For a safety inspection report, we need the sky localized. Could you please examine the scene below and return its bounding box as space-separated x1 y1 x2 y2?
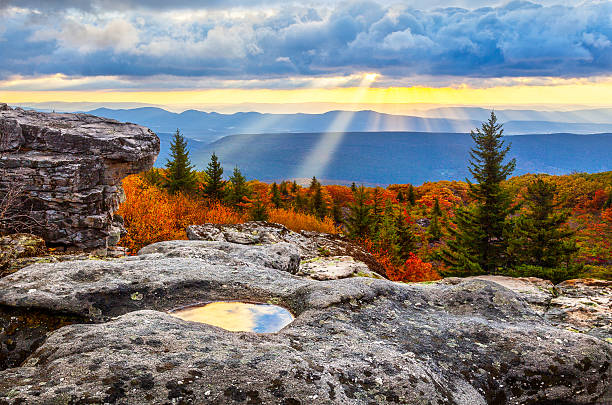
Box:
1 0 612 113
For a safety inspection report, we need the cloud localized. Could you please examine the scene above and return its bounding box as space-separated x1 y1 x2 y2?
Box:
0 1 611 83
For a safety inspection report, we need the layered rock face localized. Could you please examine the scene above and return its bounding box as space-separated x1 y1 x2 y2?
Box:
0 223 610 404
0 104 159 249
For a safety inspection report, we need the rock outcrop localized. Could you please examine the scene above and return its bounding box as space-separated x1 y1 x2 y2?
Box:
0 104 159 249
186 222 386 277
443 275 612 343
0 225 610 404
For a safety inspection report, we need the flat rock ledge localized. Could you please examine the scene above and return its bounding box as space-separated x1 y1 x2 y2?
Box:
0 104 159 249
0 232 610 404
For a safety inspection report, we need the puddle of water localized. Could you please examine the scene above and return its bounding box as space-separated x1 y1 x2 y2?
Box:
170 301 294 333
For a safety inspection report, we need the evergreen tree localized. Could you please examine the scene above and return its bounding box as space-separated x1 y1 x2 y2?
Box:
165 129 197 194
332 199 344 224
397 190 405 204
407 185 416 206
604 190 612 209
350 182 357 193
202 153 226 201
376 203 398 252
226 167 250 209
440 112 516 275
309 177 327 219
370 187 384 233
279 182 289 198
270 182 282 208
428 198 443 242
394 209 417 263
507 178 577 268
346 186 372 238
249 194 269 221
432 198 443 217
291 181 299 193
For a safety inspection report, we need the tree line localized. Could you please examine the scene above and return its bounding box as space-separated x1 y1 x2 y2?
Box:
151 113 602 283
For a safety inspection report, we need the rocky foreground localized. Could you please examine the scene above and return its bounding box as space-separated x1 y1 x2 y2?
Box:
0 104 159 249
0 223 610 404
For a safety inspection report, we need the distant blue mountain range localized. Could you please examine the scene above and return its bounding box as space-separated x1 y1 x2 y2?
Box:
83 107 612 185
188 131 612 186
87 107 612 144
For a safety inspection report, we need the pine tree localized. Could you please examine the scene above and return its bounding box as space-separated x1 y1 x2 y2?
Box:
279 182 289 198
604 190 612 209
440 112 516 275
397 190 405 204
346 186 372 238
202 153 226 201
370 187 384 233
226 167 250 209
428 198 443 242
249 194 269 221
407 185 416 206
376 203 398 252
350 182 357 193
270 182 282 208
291 181 299 193
165 129 197 194
394 209 417 264
332 199 343 224
309 177 327 219
507 178 577 268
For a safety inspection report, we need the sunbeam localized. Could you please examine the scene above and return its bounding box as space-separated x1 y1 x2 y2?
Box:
293 73 379 181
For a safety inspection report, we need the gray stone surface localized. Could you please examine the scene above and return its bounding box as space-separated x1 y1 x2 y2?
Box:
298 256 376 280
0 104 159 249
443 275 612 343
187 222 386 276
0 238 610 404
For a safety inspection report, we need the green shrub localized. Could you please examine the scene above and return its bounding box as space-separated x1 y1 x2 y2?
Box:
501 264 582 284
578 265 612 281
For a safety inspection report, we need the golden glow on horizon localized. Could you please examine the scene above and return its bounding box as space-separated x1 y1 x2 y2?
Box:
2 80 612 108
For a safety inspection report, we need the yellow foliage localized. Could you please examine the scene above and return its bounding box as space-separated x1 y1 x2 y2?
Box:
268 208 338 234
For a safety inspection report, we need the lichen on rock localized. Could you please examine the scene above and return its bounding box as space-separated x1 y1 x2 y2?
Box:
0 227 610 404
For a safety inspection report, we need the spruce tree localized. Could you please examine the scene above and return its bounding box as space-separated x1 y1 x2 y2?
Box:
376 203 398 252
370 187 384 233
165 129 197 194
397 190 405 204
604 190 612 209
346 186 372 238
507 178 577 268
309 177 327 219
271 182 282 208
407 185 416 206
249 194 268 221
428 198 443 242
227 167 250 209
394 209 417 263
202 153 226 201
440 112 516 275
350 182 357 193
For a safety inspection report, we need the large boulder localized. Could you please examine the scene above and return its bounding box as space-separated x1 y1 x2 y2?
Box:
0 236 610 404
0 104 159 249
443 275 612 343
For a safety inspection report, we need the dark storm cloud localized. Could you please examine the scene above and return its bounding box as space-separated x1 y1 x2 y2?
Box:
1 0 611 81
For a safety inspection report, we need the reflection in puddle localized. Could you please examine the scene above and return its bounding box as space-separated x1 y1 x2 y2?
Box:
170 301 294 333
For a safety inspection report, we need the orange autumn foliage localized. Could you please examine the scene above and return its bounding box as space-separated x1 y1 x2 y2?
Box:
268 208 338 234
360 239 440 282
387 253 441 282
117 175 245 253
